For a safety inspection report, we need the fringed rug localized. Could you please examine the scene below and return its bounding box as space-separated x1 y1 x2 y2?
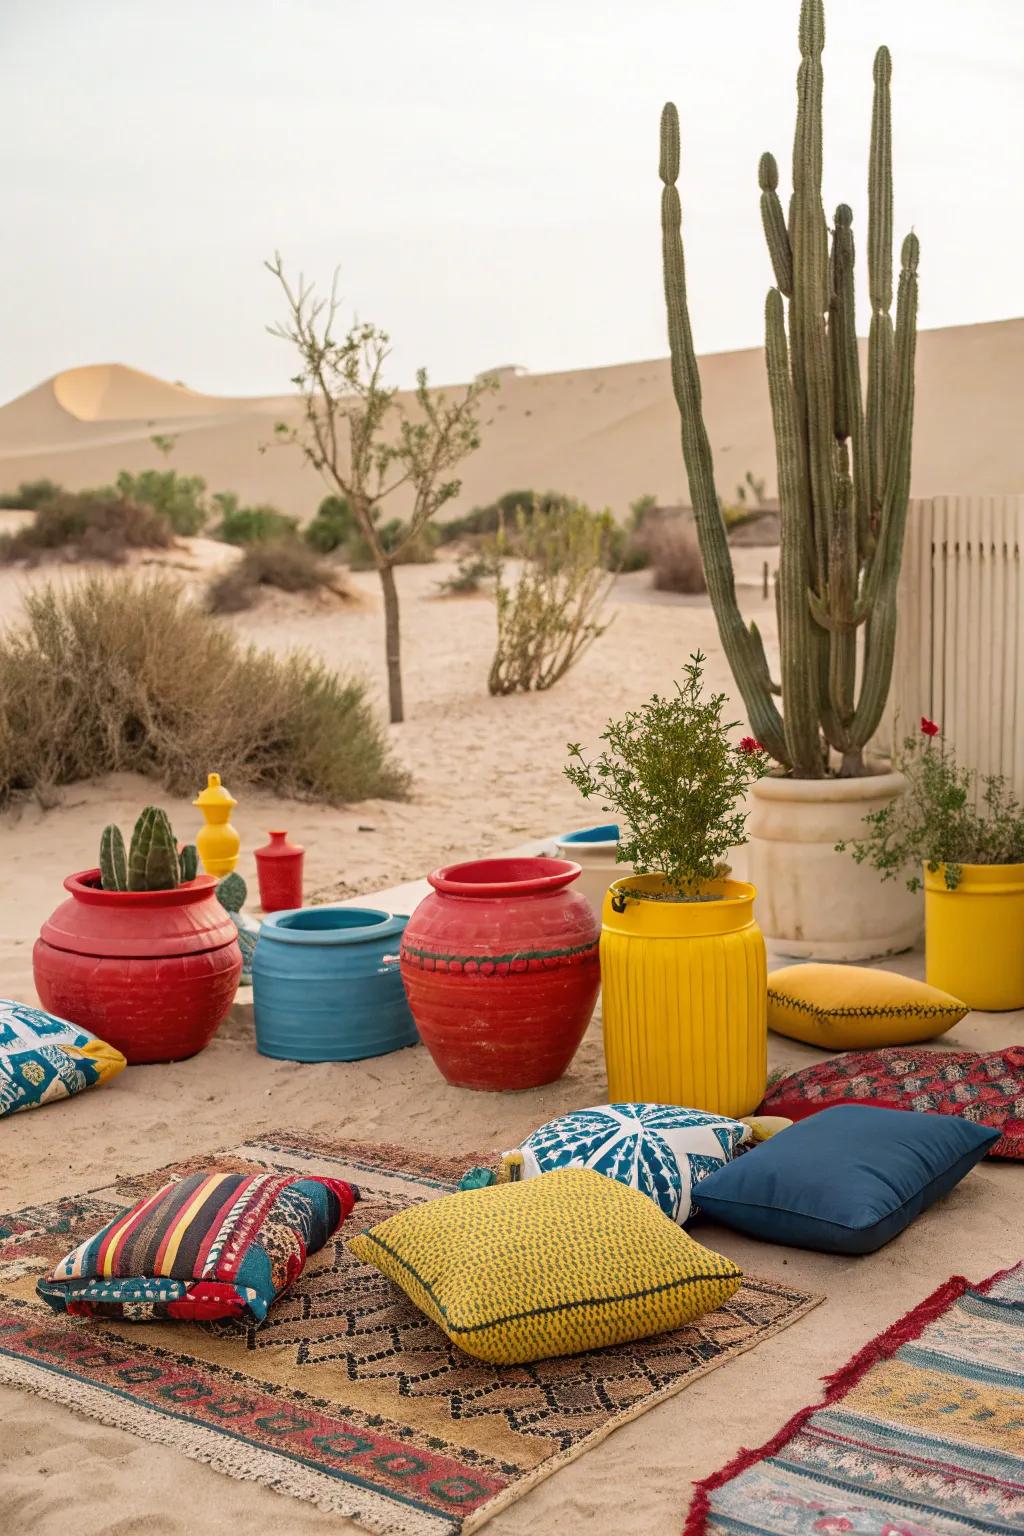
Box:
686 1262 1024 1536
0 1128 820 1535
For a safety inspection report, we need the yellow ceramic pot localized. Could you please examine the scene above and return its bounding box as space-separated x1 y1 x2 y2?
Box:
600 874 767 1117
924 862 1024 1011
193 773 241 878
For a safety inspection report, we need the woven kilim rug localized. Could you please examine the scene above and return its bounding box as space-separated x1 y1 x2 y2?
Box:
686 1261 1024 1536
0 1129 820 1534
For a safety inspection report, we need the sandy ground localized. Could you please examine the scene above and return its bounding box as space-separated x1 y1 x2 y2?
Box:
0 554 1020 1535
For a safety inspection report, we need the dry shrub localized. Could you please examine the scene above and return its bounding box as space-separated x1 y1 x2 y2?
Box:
488 503 614 695
0 493 174 564
207 538 345 614
648 517 707 594
0 573 408 807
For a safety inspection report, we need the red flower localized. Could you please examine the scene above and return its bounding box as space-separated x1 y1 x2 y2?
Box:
920 717 940 737
738 736 766 754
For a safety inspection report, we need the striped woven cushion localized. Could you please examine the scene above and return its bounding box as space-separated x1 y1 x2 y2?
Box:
37 1171 357 1323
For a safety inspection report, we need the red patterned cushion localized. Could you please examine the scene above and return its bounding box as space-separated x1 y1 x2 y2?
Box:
760 1046 1024 1160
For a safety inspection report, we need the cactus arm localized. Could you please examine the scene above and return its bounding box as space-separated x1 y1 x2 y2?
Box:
216 872 247 913
866 46 894 528
765 288 823 775
178 843 199 883
849 230 919 748
758 153 793 297
790 0 834 593
128 806 181 891
99 824 128 891
830 204 871 558
660 102 788 764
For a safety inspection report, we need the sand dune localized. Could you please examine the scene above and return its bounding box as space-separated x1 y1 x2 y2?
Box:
0 319 1021 518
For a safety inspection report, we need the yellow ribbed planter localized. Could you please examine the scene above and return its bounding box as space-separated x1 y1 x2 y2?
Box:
925 862 1024 1011
600 875 767 1117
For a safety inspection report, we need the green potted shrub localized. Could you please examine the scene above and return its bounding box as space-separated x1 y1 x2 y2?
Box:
842 720 1024 1010
565 653 770 1116
658 0 922 960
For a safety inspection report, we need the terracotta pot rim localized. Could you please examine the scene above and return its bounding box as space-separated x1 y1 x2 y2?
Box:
753 768 906 802
428 856 582 898
63 869 218 906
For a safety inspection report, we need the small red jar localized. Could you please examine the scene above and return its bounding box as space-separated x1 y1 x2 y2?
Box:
33 869 242 1064
399 857 600 1091
254 830 305 912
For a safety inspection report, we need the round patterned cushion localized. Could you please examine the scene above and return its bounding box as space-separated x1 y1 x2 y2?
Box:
505 1102 753 1224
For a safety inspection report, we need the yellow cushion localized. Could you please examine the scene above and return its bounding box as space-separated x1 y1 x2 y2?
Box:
347 1167 742 1365
767 963 968 1050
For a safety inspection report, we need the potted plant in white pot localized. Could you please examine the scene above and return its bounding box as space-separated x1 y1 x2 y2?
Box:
566 652 771 1117
658 0 922 960
842 719 1024 1010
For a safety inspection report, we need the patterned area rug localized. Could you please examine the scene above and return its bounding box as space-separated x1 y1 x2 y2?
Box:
686 1262 1024 1535
0 1129 820 1535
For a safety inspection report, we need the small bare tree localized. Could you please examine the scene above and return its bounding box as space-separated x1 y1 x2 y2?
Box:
267 255 493 723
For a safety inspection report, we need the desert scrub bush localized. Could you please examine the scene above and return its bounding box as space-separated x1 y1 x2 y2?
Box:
211 492 298 545
647 515 707 594
304 495 357 553
0 492 174 564
113 469 209 535
435 549 500 595
488 501 614 695
0 572 407 807
439 490 573 545
0 478 64 510
207 537 344 613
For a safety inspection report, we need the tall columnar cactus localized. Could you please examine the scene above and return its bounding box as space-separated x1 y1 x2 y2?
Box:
99 824 128 891
660 0 919 777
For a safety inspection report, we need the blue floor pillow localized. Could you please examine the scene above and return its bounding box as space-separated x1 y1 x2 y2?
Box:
694 1104 998 1254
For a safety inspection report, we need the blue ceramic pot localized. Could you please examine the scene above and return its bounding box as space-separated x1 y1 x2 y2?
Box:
252 906 418 1062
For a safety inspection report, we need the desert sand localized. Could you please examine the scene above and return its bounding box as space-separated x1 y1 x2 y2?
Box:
1 316 1022 522
0 550 1019 1535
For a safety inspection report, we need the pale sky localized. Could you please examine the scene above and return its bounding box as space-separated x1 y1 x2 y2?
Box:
2 0 1021 402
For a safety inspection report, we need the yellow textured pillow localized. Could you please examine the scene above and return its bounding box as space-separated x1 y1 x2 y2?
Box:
767 963 968 1049
347 1167 742 1365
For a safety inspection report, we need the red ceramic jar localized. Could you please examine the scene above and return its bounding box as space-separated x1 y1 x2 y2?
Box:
254 830 305 913
33 869 242 1064
399 857 600 1091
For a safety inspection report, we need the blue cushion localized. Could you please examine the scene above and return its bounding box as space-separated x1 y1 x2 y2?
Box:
693 1104 998 1254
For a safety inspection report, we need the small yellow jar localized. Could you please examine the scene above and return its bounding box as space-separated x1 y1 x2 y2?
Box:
600 874 767 1117
925 862 1024 1011
193 773 240 877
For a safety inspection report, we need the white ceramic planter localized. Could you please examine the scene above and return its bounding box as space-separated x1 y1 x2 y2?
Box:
748 770 923 961
555 825 633 922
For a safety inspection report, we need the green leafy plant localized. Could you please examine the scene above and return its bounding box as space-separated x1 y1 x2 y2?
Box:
660 0 919 777
565 653 771 897
438 489 573 546
211 492 298 545
304 495 357 553
435 549 499 595
840 720 1024 891
343 517 439 570
488 500 615 695
99 806 192 891
114 469 209 535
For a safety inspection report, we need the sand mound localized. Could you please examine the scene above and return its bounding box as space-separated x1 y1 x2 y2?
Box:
51 363 251 423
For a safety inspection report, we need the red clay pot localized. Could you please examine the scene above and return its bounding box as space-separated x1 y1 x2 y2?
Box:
33 869 242 1064
254 829 305 913
399 857 600 1091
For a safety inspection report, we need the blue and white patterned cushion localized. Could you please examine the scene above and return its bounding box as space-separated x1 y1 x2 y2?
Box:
507 1103 753 1224
0 1000 126 1117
